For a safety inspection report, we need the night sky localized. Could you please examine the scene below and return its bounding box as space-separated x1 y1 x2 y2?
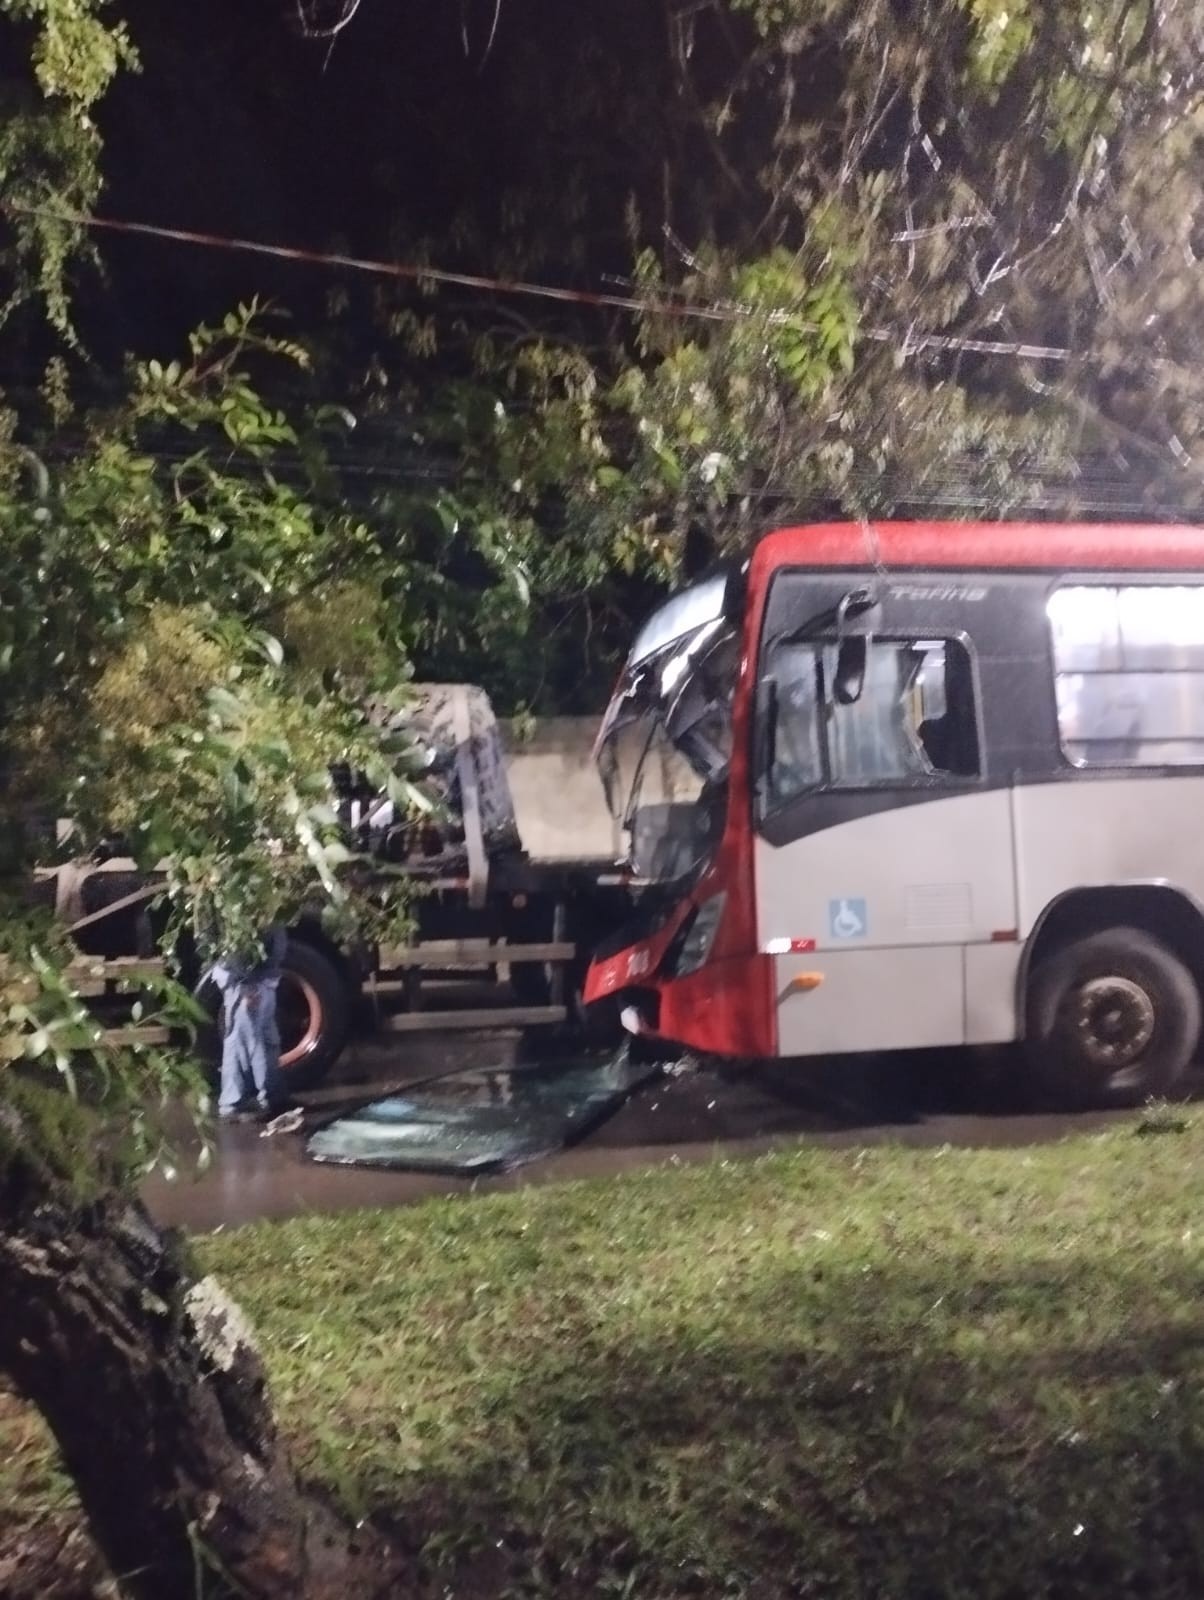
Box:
93 0 681 358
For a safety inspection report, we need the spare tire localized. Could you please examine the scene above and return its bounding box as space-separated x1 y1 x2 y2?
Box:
195 938 352 1094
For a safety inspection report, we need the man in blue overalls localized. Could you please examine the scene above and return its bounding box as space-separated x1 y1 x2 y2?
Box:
211 926 287 1120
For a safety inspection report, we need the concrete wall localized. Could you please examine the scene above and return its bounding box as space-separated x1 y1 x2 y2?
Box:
500 717 622 862
500 715 693 865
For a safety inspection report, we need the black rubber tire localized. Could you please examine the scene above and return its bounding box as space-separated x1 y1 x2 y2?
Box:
195 938 352 1094
73 870 158 958
507 901 555 1005
571 958 627 1050
1025 927 1201 1109
508 957 552 1006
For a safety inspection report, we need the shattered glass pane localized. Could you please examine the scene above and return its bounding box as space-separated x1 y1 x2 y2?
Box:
305 1053 661 1174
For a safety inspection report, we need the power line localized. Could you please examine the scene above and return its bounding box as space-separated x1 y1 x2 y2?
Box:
30 438 1195 519
9 202 1094 366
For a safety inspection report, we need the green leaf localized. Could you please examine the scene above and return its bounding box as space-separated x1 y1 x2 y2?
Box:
208 686 247 723
257 631 285 668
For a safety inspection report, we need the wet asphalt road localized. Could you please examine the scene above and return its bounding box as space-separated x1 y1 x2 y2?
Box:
142 1037 1193 1233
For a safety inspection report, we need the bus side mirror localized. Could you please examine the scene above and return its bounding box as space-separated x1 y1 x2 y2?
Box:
836 586 879 628
831 586 877 705
833 636 867 705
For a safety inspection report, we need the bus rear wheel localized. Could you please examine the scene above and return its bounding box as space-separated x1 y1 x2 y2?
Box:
1025 927 1200 1109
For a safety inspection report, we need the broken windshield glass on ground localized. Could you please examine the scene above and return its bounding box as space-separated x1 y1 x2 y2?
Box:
305 1051 662 1174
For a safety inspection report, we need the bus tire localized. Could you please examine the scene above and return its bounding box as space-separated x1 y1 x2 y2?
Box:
1024 927 1200 1109
195 939 351 1095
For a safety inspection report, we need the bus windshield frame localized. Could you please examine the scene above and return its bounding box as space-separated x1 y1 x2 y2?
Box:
595 579 739 880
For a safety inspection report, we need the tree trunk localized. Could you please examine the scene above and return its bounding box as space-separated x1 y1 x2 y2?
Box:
0 1176 402 1600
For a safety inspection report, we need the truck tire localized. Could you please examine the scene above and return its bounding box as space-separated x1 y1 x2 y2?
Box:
71 870 158 958
1025 927 1200 1109
509 957 552 1005
195 939 352 1094
506 901 556 1005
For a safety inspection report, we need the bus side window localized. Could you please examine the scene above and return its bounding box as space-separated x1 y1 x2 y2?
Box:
764 645 824 805
826 638 980 784
916 640 980 777
1050 584 1204 768
759 635 981 810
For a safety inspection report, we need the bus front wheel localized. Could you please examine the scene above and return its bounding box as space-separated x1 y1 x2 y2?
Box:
1025 927 1200 1109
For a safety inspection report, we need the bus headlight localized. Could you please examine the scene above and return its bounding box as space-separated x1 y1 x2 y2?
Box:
672 893 727 976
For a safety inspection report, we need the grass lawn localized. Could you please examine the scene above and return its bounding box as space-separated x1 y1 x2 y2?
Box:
4 1114 1204 1597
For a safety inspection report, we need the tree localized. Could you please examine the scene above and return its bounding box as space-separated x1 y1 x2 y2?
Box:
0 363 412 1591
0 0 1200 1593
272 0 1198 710
431 0 1203 589
0 7 416 1594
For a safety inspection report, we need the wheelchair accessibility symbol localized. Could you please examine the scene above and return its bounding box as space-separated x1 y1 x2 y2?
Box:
829 898 867 940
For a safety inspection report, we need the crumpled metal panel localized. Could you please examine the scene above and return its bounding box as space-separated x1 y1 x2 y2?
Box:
305 1054 660 1174
379 683 522 851
332 683 524 869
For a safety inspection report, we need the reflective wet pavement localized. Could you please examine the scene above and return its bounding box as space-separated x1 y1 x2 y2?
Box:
142 1041 1201 1233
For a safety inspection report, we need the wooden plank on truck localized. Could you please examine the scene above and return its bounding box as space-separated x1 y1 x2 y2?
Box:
68 957 165 996
0 956 172 1049
383 1005 567 1032
377 940 576 969
66 886 159 935
100 1025 172 1047
0 955 166 997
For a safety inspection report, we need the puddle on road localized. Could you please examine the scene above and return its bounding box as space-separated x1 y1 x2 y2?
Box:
305 1053 662 1175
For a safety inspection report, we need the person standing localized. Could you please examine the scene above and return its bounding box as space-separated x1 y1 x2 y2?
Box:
211 925 287 1120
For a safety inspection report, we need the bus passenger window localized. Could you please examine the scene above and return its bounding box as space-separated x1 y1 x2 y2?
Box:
1049 584 1204 767
824 638 980 784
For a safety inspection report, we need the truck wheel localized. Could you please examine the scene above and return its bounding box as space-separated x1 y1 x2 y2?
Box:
509 957 552 1005
1025 927 1200 1109
195 939 352 1094
570 959 625 1049
507 902 555 1005
273 942 352 1091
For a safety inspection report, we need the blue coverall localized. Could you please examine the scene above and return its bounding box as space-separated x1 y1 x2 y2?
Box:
212 926 287 1116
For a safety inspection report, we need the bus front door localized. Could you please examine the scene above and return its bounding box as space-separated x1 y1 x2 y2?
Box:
754 634 1018 1057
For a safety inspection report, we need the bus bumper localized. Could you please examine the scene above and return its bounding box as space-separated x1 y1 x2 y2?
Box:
586 937 776 1059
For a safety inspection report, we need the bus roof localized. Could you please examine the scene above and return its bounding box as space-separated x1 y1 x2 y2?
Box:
756 521 1204 576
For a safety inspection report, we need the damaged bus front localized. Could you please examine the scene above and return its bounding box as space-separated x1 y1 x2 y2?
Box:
583 566 778 1056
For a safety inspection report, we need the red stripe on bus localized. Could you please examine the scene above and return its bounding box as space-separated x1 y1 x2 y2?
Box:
758 521 1204 574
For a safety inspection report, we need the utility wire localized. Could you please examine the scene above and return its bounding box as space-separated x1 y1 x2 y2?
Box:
9 202 1108 367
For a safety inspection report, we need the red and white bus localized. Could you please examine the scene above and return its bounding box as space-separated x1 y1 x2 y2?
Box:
584 520 1204 1107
